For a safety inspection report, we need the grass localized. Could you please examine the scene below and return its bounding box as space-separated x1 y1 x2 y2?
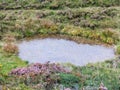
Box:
0 0 120 10
0 7 120 45
79 60 120 90
0 49 27 75
0 0 120 90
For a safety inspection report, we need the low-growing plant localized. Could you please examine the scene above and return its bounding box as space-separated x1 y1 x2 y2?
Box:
115 45 120 55
61 25 119 44
10 62 70 90
2 43 18 54
59 73 80 88
2 35 18 54
0 73 6 84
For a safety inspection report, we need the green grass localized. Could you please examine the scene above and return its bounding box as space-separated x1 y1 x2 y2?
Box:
0 55 27 75
79 60 120 90
0 46 28 89
0 47 27 78
0 7 120 44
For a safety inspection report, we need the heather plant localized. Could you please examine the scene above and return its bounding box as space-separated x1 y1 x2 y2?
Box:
39 19 58 33
2 43 18 54
10 62 70 89
2 34 18 54
0 0 120 90
3 34 16 43
10 62 70 76
0 0 119 9
0 7 119 45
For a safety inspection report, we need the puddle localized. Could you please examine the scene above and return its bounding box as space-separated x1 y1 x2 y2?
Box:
18 38 115 66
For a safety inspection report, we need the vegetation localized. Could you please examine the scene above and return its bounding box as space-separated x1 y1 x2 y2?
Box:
0 0 120 10
116 45 120 55
9 62 70 90
0 7 120 44
79 60 120 90
2 34 18 55
59 73 80 88
0 0 120 90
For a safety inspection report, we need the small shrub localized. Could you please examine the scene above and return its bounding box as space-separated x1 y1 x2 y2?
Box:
2 34 18 54
49 1 60 9
116 45 120 55
0 74 5 84
2 43 18 54
59 73 80 87
39 19 58 34
61 25 119 44
0 13 6 20
0 64 2 68
40 19 57 29
10 62 70 89
3 34 16 43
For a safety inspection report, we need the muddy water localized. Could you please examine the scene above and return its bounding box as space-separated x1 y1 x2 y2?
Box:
18 38 115 66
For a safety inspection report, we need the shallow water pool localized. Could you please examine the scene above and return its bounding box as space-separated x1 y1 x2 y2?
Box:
18 38 115 66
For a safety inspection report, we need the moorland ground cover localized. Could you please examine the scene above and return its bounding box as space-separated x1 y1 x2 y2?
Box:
0 0 120 90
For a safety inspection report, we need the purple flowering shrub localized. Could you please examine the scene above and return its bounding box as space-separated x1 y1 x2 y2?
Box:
9 62 70 89
10 62 69 76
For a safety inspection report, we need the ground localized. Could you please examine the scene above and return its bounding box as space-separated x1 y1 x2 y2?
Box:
0 0 120 90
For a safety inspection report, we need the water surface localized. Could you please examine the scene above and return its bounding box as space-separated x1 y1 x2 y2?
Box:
18 38 115 66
